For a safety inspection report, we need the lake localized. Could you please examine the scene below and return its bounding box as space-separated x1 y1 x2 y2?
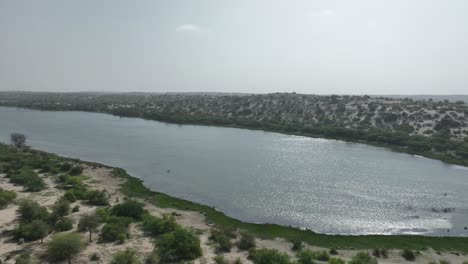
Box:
1 106 467 236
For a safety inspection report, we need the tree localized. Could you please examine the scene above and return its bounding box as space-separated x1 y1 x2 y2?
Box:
13 219 49 243
10 133 27 149
86 190 109 205
111 200 145 220
78 214 100 242
157 227 202 263
46 233 84 264
51 199 70 220
0 188 17 208
17 199 49 223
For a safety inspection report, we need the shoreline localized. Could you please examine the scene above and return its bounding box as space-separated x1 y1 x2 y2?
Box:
20 146 468 252
1 105 467 168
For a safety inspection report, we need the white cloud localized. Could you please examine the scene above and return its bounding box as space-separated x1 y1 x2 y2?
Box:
176 24 209 33
312 9 335 17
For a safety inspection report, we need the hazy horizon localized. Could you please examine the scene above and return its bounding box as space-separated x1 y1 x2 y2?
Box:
1 1 468 95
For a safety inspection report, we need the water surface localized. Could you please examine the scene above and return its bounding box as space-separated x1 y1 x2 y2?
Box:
1 107 467 236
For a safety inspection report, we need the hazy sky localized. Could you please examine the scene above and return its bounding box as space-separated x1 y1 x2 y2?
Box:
1 1 467 94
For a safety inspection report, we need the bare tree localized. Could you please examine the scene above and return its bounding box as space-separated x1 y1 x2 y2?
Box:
10 133 27 149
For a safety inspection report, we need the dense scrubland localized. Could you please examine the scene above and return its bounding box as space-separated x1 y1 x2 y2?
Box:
0 136 468 263
1 92 468 166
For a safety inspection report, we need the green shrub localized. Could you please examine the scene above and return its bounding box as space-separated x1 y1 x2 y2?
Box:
250 248 290 264
209 228 233 253
329 248 338 255
8 169 45 191
13 219 49 242
297 250 316 264
233 257 243 264
60 162 72 172
237 232 256 251
142 214 179 236
72 205 80 212
0 187 16 208
145 252 159 264
111 200 145 220
86 190 109 205
110 249 141 264
52 199 70 219
401 249 416 261
328 257 345 264
54 217 73 232
69 166 83 176
157 227 202 263
348 252 377 264
45 233 84 263
214 255 229 264
291 240 303 251
99 220 129 243
15 252 31 264
17 199 49 223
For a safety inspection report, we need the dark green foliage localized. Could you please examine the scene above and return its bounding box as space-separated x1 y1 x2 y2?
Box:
329 248 338 255
78 213 100 242
55 217 74 232
45 233 84 263
0 187 16 208
69 165 83 176
291 240 303 251
328 258 345 264
214 255 229 264
157 227 202 263
13 220 49 242
86 190 109 205
209 228 233 253
99 217 130 243
250 248 291 264
401 249 416 261
110 249 141 264
15 252 31 264
72 205 80 212
17 199 49 223
348 252 378 264
52 199 70 219
297 250 330 264
372 248 387 258
8 169 45 191
237 232 256 251
142 214 179 237
60 162 72 172
145 252 159 264
111 200 145 220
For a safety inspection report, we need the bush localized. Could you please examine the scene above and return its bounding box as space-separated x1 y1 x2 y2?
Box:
401 249 416 261
291 240 303 251
55 217 74 232
13 219 49 242
142 215 179 237
214 255 229 264
328 258 345 264
250 249 290 264
60 162 72 172
52 199 71 219
157 227 202 263
297 250 329 264
111 200 145 220
348 252 377 264
329 248 338 255
237 232 256 251
8 169 45 191
45 233 84 263
86 190 109 205
145 252 159 264
17 199 49 223
69 166 83 176
0 187 16 208
99 218 130 243
15 252 31 264
72 205 80 212
110 249 141 264
209 228 233 253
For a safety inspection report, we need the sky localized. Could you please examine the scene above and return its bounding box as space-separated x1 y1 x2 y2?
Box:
1 0 467 95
